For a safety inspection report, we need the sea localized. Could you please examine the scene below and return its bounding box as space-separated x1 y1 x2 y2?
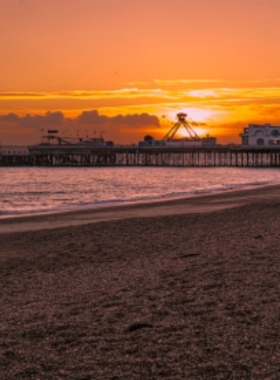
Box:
1 166 280 218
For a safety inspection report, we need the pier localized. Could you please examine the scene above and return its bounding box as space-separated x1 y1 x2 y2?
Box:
1 146 280 167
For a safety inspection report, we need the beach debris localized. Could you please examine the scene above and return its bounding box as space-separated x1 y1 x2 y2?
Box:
128 323 154 332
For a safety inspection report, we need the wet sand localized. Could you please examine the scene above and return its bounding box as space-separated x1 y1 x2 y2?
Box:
1 185 280 379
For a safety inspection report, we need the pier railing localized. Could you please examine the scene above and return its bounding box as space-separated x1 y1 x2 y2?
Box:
1 146 280 167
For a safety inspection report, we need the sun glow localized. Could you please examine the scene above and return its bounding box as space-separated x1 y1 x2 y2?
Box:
166 107 216 123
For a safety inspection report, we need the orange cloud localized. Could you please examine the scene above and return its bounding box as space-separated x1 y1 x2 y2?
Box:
154 79 224 86
0 88 171 100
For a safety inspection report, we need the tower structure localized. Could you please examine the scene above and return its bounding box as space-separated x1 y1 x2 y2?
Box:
163 113 200 141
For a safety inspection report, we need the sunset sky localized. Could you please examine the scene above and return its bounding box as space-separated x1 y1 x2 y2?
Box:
1 0 280 145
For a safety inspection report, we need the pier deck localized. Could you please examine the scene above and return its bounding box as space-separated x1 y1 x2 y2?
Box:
1 146 280 167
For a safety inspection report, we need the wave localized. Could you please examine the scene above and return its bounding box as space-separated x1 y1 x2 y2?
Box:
0 179 276 219
1 167 280 218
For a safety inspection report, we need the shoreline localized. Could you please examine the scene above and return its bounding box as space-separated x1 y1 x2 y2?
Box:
1 182 280 234
0 179 274 218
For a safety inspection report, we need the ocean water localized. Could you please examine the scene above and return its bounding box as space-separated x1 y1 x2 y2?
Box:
1 167 280 217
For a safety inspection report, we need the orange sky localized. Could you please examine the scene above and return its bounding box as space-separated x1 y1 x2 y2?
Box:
1 0 280 145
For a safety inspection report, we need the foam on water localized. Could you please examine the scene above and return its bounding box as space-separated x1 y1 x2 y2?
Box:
0 167 279 217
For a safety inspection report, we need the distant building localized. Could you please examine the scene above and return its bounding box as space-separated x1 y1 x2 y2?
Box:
240 124 280 146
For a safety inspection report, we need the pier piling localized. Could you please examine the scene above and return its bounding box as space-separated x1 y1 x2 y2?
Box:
1 147 280 167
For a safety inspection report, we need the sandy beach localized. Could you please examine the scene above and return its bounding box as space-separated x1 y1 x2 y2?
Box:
1 184 280 379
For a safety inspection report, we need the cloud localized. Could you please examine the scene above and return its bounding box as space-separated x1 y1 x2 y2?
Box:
77 110 108 125
0 110 160 144
188 90 218 98
111 113 160 127
191 121 207 127
0 110 160 129
0 92 46 98
126 81 151 86
77 110 160 127
0 88 170 100
154 79 224 86
20 111 64 128
0 113 20 122
0 111 65 130
248 105 280 119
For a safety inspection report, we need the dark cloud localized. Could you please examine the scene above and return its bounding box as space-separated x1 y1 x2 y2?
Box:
0 110 161 144
0 110 159 129
77 110 160 127
0 111 64 129
77 110 108 125
40 111 64 124
112 113 160 127
0 113 20 122
20 111 64 128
